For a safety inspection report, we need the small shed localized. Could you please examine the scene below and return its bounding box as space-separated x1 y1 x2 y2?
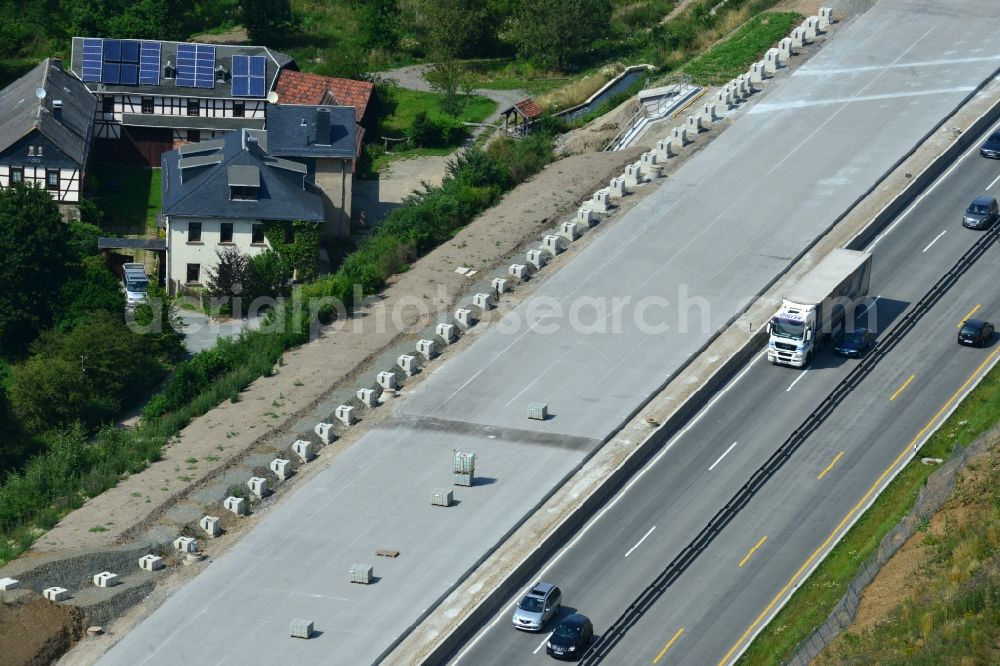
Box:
501 98 543 137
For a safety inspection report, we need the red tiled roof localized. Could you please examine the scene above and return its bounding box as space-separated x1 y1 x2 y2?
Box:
275 70 374 121
514 98 542 119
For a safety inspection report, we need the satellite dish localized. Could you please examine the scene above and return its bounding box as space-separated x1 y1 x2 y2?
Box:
35 87 47 100
266 90 279 104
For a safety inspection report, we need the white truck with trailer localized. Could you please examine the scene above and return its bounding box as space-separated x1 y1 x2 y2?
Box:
767 249 873 368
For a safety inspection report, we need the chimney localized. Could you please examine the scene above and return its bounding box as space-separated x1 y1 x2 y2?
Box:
52 99 63 120
315 108 331 146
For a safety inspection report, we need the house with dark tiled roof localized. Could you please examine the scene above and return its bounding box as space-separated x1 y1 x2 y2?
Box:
161 105 356 294
0 58 97 208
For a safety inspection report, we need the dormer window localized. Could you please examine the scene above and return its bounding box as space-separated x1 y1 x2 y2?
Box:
163 61 175 79
228 165 260 201
215 66 229 82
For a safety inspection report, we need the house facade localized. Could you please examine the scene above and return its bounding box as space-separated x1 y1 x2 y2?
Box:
0 58 96 208
69 37 291 166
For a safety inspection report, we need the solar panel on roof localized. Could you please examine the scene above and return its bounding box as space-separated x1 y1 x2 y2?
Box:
103 39 121 61
249 56 265 76
232 77 249 97
121 40 140 62
139 41 160 85
232 55 267 97
102 63 121 84
81 38 103 82
249 77 265 97
232 55 248 76
176 43 216 88
120 64 138 85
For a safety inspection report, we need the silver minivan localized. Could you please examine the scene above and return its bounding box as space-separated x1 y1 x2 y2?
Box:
122 262 149 308
511 582 561 631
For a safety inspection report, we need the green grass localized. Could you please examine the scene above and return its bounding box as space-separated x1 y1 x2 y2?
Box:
379 88 496 137
738 355 1000 665
87 165 162 235
684 12 801 85
459 59 571 96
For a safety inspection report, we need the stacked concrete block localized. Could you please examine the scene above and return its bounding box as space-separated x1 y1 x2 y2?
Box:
453 450 476 486
292 439 314 462
656 139 675 160
671 126 688 149
526 248 547 270
702 103 717 124
376 371 398 391
0 577 19 591
138 555 164 571
350 564 374 584
715 88 732 109
44 587 69 602
224 496 247 516
609 177 627 198
686 115 702 133
640 152 661 182
491 277 510 294
357 387 378 407
508 263 530 281
805 16 821 38
778 37 795 61
431 488 453 507
455 307 476 327
436 322 457 344
764 48 781 73
397 354 417 375
247 476 268 499
472 292 494 311
559 221 580 241
819 7 834 29
624 163 643 187
576 206 596 227
290 619 314 639
199 516 221 538
314 423 334 445
173 536 198 553
270 458 292 480
590 189 611 213
416 339 437 359
540 235 564 257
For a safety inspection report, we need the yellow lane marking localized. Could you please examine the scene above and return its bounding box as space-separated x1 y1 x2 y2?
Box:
957 304 981 327
889 374 915 401
718 344 1000 666
738 535 768 568
816 452 845 480
652 627 685 664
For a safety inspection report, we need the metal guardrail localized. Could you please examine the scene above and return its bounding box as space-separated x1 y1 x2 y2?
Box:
603 74 694 152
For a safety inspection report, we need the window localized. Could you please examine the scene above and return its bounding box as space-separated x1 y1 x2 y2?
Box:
188 222 202 243
141 97 154 114
186 263 200 284
27 145 42 157
230 185 257 201
251 223 265 244
187 129 200 143
164 63 176 80
102 95 114 113
233 101 245 118
283 226 295 244
187 99 200 116
10 167 22 184
46 170 59 190
27 146 35 156
220 222 234 243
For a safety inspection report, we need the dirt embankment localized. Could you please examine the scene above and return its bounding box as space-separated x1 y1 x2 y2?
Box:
0 598 85 666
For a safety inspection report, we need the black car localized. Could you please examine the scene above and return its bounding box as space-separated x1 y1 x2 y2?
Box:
546 614 593 660
981 130 1000 159
833 328 875 358
958 319 994 347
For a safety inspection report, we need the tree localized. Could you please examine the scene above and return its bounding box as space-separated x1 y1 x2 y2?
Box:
240 0 292 44
206 247 252 315
55 255 126 331
358 0 400 52
420 0 502 59
424 61 469 116
248 249 290 301
0 184 72 357
512 0 612 70
106 0 188 41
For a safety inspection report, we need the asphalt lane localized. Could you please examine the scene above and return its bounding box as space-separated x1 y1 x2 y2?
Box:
449 118 1000 665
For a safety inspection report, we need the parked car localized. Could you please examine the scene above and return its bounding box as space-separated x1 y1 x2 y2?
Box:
546 613 594 660
958 319 994 347
980 130 1000 159
122 262 149 308
833 328 875 358
512 582 561 631
962 195 999 230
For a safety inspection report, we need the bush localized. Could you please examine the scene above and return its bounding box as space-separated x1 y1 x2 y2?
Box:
408 111 466 148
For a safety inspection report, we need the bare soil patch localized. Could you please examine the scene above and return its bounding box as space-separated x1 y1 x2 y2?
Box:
0 597 85 666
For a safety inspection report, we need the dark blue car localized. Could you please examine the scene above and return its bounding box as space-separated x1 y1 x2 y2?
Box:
833 328 875 358
981 130 1000 159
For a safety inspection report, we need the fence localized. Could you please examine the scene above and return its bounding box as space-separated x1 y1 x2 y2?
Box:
785 426 999 665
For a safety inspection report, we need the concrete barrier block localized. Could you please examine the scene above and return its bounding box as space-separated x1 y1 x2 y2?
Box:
270 458 292 480
93 571 119 587
528 402 548 420
764 48 780 73
559 221 580 241
173 536 198 553
472 292 494 311
314 423 334 445
357 387 378 407
0 577 19 591
806 15 822 36
247 476 268 499
656 138 676 160
526 249 547 270
640 153 661 182
624 162 643 187
138 555 164 572
575 206 595 226
434 323 457 346
750 62 766 83
199 516 221 538
508 263 530 281
591 189 611 213
819 7 834 29
491 277 510 295
671 126 688 149
397 354 418 375
335 404 356 425
715 89 732 108
292 439 314 462
416 339 437 359
609 177 627 198
223 496 246 515
791 26 806 48
431 488 453 507
540 235 564 257
702 103 717 123
739 74 755 95
778 37 794 60
350 564 373 584
376 371 397 390
44 587 69 602
290 618 314 639
686 115 702 133
455 307 476 327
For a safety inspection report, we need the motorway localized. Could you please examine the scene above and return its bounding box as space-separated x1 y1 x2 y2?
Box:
449 120 1000 665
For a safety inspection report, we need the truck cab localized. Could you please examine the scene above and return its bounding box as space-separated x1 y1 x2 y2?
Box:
122 263 149 308
767 305 815 367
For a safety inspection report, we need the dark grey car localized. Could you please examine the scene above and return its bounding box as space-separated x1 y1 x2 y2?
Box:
962 195 999 230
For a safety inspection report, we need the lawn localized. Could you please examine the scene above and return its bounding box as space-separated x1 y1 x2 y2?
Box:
738 354 1000 665
87 165 161 236
684 12 801 85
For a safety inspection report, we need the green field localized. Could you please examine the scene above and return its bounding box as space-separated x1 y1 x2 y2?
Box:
684 12 801 85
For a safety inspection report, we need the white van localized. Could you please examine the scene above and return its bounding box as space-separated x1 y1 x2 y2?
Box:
122 263 149 308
